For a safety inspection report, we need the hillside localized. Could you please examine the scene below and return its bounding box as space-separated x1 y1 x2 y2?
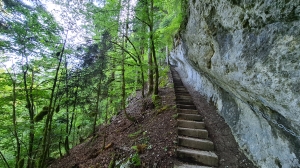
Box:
48 70 255 168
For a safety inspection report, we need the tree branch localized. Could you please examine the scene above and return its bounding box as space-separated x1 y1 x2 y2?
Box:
135 16 150 27
110 40 138 64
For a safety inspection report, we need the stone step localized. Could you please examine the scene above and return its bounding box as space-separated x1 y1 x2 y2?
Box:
175 90 188 93
174 86 186 89
177 120 205 129
177 109 199 114
178 136 214 151
175 94 191 97
173 82 183 85
176 95 192 98
174 85 184 87
175 91 189 94
174 163 212 168
176 97 193 101
178 113 203 121
174 86 186 88
177 148 218 167
175 86 185 89
174 87 187 90
173 81 183 84
177 104 197 110
175 92 190 94
176 100 194 105
176 100 194 104
175 91 188 94
176 93 191 95
176 95 193 99
178 128 208 139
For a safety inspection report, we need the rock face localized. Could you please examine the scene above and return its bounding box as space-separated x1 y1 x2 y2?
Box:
170 0 300 167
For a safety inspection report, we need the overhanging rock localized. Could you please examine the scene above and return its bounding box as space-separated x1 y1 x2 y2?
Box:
170 0 300 167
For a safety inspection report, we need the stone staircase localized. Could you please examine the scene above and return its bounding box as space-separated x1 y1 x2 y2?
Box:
171 68 219 168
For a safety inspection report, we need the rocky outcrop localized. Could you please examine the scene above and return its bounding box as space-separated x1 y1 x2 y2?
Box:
170 0 300 167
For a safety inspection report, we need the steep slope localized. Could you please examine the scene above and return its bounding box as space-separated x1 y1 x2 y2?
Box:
170 0 300 167
48 86 179 168
48 70 255 167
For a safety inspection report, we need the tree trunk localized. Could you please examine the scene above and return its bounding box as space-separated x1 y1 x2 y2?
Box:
69 84 78 139
39 41 65 168
137 56 145 98
12 80 20 168
22 50 35 168
64 56 70 154
121 43 135 122
102 96 109 150
122 0 135 122
149 0 159 95
27 71 35 168
147 47 153 95
93 80 102 135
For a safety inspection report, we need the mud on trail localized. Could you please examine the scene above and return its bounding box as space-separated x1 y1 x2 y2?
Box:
49 70 255 168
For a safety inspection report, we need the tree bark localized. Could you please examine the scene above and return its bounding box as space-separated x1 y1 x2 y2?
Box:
149 0 159 95
93 80 102 135
64 56 70 154
12 80 20 168
147 47 153 95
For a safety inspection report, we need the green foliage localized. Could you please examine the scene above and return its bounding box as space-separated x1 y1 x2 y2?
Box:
172 113 179 119
152 94 161 108
108 153 116 168
130 153 141 166
159 66 171 88
128 130 142 138
0 0 185 167
131 145 138 151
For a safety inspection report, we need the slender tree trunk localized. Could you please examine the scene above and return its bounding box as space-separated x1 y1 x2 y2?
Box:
121 42 135 122
12 80 20 168
147 47 153 95
151 34 159 95
0 150 10 168
137 56 145 98
69 84 78 136
166 45 169 65
64 56 70 154
149 0 159 95
21 39 36 168
27 71 35 168
121 0 135 122
59 128 63 157
39 41 65 168
102 95 109 150
93 80 102 135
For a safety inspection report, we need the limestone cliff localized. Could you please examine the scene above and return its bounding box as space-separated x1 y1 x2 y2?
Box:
170 0 300 167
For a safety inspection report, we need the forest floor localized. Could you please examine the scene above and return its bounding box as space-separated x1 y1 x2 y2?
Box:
48 71 256 168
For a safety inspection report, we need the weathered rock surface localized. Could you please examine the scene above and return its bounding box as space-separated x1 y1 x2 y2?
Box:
170 0 300 167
